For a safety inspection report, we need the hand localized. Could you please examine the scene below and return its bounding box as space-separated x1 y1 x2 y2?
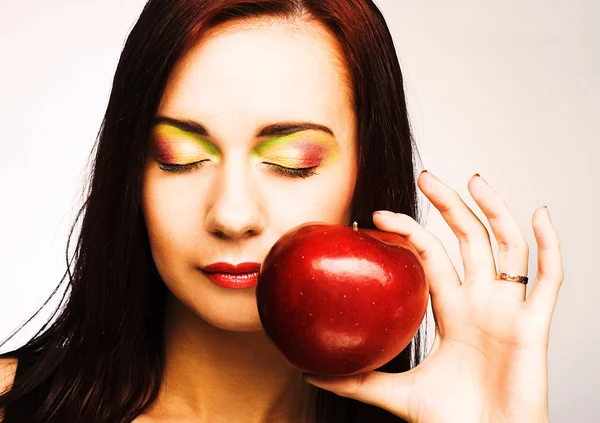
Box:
302 171 564 423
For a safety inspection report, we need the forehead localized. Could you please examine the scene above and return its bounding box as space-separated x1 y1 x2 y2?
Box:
157 18 354 142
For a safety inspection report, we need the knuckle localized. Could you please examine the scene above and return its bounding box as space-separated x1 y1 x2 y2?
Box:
418 237 442 262
436 191 461 213
539 268 564 282
498 237 529 253
456 226 490 244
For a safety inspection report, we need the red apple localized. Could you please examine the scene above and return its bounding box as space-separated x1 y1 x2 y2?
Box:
256 222 428 376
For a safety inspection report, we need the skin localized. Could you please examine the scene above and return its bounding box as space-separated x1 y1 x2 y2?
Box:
138 17 357 423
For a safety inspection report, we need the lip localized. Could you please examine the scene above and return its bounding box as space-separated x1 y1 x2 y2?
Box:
201 262 261 289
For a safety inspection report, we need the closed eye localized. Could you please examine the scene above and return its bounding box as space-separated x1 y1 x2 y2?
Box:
264 163 318 179
157 160 317 178
158 160 209 174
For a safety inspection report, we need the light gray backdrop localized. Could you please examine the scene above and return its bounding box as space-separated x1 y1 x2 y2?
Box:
0 0 597 421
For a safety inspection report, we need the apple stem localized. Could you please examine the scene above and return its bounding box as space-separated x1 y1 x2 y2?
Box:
353 221 358 232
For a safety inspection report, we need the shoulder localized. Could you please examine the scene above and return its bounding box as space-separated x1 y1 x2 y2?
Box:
0 357 18 393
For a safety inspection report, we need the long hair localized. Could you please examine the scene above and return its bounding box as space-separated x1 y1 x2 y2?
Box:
0 1 427 422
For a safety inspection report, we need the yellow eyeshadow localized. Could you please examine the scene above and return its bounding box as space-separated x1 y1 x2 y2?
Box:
253 131 338 168
152 124 220 164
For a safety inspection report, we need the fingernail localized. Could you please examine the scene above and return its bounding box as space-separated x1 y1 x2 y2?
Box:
373 210 396 218
473 173 487 184
421 170 437 180
544 206 553 223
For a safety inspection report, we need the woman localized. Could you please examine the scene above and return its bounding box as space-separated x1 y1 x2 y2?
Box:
0 0 564 422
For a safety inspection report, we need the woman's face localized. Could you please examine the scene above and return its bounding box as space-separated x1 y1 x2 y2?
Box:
142 18 358 332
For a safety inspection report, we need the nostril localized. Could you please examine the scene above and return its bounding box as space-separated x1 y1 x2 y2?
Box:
213 231 228 240
208 226 258 240
204 204 266 240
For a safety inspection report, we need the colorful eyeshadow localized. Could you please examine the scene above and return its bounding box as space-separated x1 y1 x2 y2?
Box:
152 123 220 164
252 131 338 168
151 121 339 171
258 142 327 168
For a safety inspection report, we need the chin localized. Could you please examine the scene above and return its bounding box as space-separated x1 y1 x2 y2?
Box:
211 318 265 333
164 269 269 331
190 294 266 333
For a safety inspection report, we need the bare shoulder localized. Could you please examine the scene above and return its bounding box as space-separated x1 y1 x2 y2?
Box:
0 357 18 393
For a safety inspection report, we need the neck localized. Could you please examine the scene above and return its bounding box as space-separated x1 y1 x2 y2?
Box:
149 293 318 423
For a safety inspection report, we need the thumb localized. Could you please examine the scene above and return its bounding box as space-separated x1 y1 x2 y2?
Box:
302 370 414 420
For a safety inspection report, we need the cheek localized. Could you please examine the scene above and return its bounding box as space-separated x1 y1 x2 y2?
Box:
266 161 357 226
141 169 206 266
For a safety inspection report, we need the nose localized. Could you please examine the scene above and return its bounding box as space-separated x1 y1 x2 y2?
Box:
204 161 266 240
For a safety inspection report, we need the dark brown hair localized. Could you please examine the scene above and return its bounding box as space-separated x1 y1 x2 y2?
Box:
0 1 427 421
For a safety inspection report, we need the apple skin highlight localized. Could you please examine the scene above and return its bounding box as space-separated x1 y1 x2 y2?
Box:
256 223 428 376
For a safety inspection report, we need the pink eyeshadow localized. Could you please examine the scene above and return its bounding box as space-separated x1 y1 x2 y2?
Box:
294 143 328 167
152 138 177 162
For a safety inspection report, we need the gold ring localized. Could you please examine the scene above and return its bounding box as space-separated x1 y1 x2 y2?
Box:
497 272 528 285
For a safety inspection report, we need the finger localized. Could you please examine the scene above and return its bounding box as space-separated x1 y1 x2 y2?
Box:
303 370 414 421
526 207 564 318
467 175 529 301
372 211 461 301
418 171 497 282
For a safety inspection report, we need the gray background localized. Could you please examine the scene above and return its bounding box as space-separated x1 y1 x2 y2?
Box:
0 0 597 421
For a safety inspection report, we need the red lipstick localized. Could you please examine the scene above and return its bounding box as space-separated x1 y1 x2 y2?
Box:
201 262 261 289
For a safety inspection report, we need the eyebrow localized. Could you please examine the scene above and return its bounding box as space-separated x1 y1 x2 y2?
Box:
152 116 335 138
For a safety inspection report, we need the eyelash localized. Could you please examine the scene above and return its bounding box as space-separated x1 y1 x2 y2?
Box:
157 160 317 179
266 163 318 179
158 160 208 174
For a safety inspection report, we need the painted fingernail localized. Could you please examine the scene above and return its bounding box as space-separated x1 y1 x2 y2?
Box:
473 173 487 183
421 170 437 180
